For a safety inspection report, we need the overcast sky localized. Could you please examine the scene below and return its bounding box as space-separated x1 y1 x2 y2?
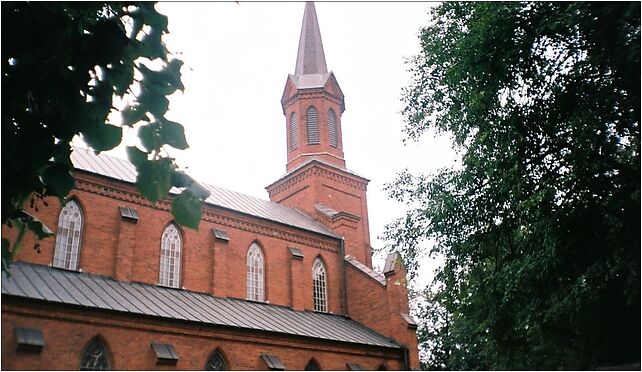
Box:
104 2 456 285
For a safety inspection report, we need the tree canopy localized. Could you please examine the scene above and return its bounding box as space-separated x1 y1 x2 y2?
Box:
386 2 640 369
2 2 209 272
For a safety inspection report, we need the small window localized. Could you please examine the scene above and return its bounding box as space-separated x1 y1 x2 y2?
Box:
307 107 319 144
14 327 44 352
80 338 111 370
313 258 327 312
246 243 265 302
205 350 228 370
53 199 83 270
261 354 285 370
159 224 182 288
328 109 338 147
290 112 298 150
152 343 179 365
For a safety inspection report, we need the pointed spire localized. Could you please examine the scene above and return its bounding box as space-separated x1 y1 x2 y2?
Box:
295 2 328 76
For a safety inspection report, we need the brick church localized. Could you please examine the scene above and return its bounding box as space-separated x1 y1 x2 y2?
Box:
1 3 419 370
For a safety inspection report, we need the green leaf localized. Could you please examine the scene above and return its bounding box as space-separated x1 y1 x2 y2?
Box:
81 123 123 152
160 120 188 150
171 189 203 230
171 170 190 188
136 158 173 203
121 105 149 127
138 123 161 152
22 211 54 239
2 238 12 275
126 146 148 167
42 163 75 200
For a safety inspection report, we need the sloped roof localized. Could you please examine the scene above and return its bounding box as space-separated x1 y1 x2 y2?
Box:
2 262 401 349
71 147 339 239
295 2 327 76
345 256 387 286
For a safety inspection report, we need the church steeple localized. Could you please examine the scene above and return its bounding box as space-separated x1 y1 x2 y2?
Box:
295 2 327 76
280 2 346 172
269 2 374 269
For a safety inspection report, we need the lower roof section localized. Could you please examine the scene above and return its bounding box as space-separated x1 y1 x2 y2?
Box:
2 262 401 350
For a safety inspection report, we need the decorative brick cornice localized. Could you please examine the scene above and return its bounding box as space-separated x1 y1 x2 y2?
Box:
74 174 338 253
267 161 368 199
282 90 344 112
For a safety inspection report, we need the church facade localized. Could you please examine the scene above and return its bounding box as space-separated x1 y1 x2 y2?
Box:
1 3 419 370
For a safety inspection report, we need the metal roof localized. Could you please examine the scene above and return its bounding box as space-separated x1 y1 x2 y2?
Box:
70 147 339 239
295 2 327 76
345 256 387 286
2 262 401 350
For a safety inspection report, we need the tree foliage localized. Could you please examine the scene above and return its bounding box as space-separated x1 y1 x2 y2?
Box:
386 2 640 369
2 2 210 273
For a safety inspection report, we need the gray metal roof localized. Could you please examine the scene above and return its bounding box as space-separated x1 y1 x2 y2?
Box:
2 262 401 349
295 2 328 76
345 256 387 286
70 147 339 239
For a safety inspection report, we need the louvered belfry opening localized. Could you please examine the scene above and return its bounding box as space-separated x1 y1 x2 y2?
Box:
290 112 298 150
306 107 319 144
328 109 337 147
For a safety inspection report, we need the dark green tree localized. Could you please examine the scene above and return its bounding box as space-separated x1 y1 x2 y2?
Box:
386 2 640 369
2 2 210 272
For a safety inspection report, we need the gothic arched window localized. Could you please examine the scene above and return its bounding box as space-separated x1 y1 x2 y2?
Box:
290 112 298 151
205 350 228 370
53 199 83 270
305 359 320 371
79 337 111 370
307 106 319 144
246 243 265 302
313 258 327 312
328 109 338 147
159 223 182 288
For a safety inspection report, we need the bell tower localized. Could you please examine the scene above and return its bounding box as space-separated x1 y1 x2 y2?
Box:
267 2 373 267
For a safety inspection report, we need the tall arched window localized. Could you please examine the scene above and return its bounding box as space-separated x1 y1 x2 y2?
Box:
80 337 111 370
290 112 298 151
305 359 320 371
313 258 327 312
328 109 338 147
205 350 228 370
53 199 83 270
307 106 319 144
159 224 182 288
246 243 265 302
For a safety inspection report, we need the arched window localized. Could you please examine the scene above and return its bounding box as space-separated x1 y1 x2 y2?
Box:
53 199 83 270
205 350 228 370
328 109 338 147
312 258 327 312
159 223 182 288
290 112 298 151
307 106 319 144
304 359 320 371
246 243 265 302
80 337 111 370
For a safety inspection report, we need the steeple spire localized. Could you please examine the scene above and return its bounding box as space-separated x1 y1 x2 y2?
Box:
295 2 327 76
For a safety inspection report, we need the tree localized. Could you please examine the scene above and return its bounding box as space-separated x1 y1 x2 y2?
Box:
2 2 210 273
386 2 640 369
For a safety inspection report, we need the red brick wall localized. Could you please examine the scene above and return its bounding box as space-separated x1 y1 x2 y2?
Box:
266 163 373 267
345 262 420 369
3 172 343 315
2 300 405 370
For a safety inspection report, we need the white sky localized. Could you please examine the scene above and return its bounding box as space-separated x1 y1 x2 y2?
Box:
105 2 456 287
